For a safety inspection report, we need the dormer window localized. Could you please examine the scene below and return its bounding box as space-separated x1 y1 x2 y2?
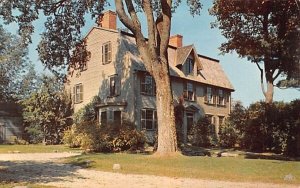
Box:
184 58 194 75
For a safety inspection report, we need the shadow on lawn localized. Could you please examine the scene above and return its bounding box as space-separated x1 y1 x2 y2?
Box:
0 160 80 184
244 152 300 161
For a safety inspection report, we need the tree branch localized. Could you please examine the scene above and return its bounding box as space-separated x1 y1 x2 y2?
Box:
159 0 172 58
142 1 156 51
273 69 282 81
125 0 141 30
256 62 266 97
115 0 136 33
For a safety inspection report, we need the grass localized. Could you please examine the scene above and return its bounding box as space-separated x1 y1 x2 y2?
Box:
0 144 82 153
0 183 56 188
66 152 300 185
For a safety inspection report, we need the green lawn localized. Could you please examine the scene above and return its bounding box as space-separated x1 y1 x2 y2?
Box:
0 183 56 188
0 144 81 153
66 153 300 185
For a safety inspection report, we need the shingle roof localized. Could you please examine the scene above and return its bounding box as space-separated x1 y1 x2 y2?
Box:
120 33 234 91
175 45 203 71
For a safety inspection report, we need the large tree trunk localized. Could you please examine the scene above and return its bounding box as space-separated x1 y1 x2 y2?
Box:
265 79 274 103
115 0 178 155
154 63 177 154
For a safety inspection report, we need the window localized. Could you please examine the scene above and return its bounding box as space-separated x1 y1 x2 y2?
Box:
141 109 157 130
219 116 225 126
100 110 121 126
109 75 120 96
101 111 107 126
206 114 216 134
184 82 195 101
184 58 194 75
73 84 83 103
205 87 214 104
218 89 225 106
102 41 112 64
141 74 156 96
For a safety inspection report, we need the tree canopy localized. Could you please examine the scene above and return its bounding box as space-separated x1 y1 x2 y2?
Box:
0 26 36 102
211 0 300 102
0 0 202 154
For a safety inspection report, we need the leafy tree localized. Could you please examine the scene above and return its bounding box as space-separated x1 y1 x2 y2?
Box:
211 0 300 103
0 26 35 102
21 75 72 144
0 0 202 155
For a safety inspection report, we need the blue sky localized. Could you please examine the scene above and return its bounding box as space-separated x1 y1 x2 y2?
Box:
2 1 299 106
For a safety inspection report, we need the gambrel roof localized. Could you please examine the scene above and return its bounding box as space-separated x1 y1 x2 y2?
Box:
86 27 234 91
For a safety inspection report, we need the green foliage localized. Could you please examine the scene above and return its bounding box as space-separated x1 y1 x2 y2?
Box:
220 100 300 156
174 98 185 146
21 75 72 144
73 96 101 124
188 117 214 147
0 26 36 102
218 121 238 148
63 119 145 152
211 0 300 92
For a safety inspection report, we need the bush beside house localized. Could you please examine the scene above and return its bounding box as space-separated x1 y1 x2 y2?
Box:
219 100 300 156
63 97 146 152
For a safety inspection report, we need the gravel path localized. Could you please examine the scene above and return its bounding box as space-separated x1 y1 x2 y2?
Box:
0 153 298 188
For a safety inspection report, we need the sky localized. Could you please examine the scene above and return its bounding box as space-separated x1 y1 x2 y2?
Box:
2 1 299 107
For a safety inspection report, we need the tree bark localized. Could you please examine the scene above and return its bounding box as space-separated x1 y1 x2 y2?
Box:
265 75 274 103
115 0 177 155
154 62 177 154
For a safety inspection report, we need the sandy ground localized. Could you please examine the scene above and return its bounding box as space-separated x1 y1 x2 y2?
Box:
0 153 299 188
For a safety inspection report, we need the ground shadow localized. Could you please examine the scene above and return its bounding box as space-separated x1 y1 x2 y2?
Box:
244 152 300 161
0 160 81 184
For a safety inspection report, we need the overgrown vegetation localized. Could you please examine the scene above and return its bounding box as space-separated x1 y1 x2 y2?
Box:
219 100 300 156
21 76 72 144
63 98 145 152
188 117 217 147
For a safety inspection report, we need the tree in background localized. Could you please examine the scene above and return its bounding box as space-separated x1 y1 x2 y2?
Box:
211 0 300 103
21 75 72 144
0 26 36 102
0 0 202 155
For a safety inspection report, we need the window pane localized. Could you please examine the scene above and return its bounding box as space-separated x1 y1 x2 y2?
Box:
146 110 153 119
146 120 153 130
187 83 193 91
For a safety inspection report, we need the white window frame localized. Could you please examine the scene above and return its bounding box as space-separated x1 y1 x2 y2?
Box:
184 58 194 75
141 74 156 96
206 87 214 104
184 82 195 101
73 83 83 104
141 109 157 130
102 41 112 64
218 89 225 106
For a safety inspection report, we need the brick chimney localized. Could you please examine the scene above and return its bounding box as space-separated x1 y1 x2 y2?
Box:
97 10 117 30
169 34 183 48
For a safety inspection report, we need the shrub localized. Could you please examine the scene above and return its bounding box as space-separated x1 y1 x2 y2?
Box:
63 120 145 152
219 121 238 148
188 117 213 147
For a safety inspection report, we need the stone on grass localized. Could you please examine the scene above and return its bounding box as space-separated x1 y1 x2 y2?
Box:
221 152 238 157
113 163 121 170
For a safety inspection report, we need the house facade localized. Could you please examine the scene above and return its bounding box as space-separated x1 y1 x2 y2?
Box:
0 102 23 143
65 10 234 143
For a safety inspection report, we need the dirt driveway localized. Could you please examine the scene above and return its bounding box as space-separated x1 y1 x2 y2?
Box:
0 153 298 188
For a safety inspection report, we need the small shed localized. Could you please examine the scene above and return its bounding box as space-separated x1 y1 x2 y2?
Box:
0 102 23 143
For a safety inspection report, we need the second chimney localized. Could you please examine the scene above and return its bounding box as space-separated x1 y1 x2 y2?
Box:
169 34 183 48
97 10 117 30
